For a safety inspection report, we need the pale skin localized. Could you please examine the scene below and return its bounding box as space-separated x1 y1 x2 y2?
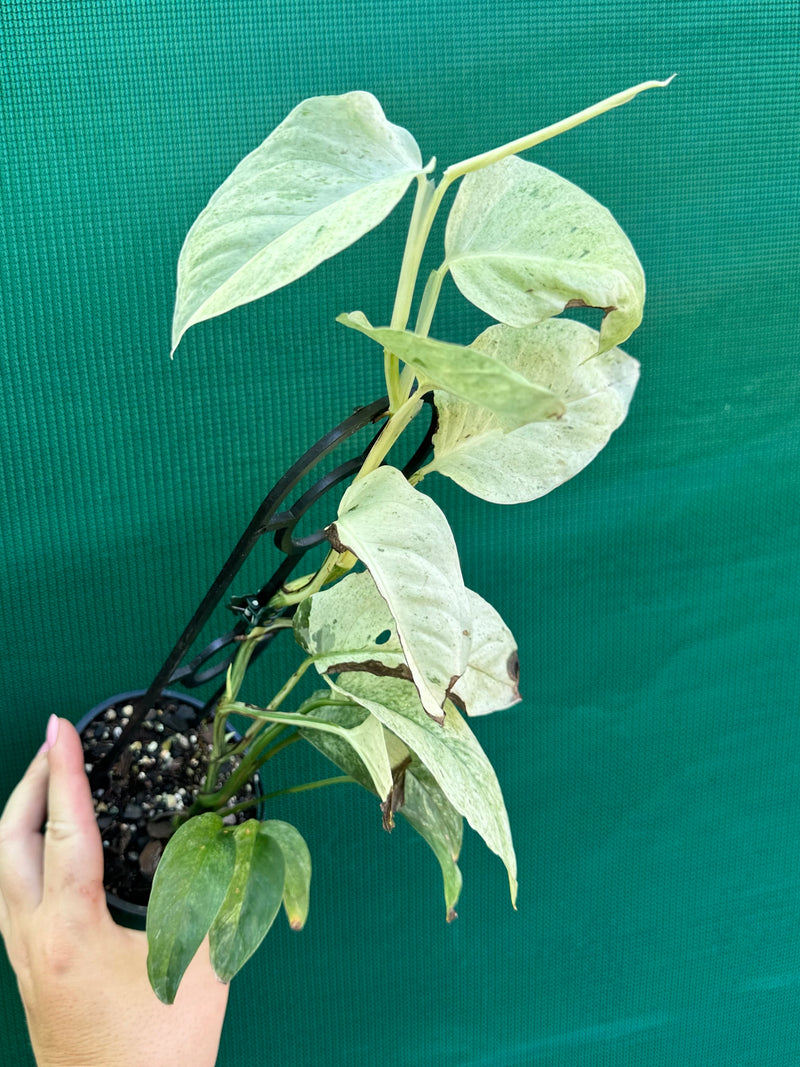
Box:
0 717 229 1067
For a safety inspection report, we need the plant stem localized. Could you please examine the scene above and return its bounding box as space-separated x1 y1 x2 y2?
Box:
259 775 354 801
353 391 424 482
385 173 436 408
442 77 676 185
268 548 351 608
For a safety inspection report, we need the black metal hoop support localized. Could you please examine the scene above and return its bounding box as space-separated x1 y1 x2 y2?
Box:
91 394 437 781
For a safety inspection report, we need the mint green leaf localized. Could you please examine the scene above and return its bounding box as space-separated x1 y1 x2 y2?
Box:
337 311 564 426
445 156 645 353
298 695 463 918
172 92 424 352
296 695 382 793
401 763 464 921
146 813 236 1004
260 820 312 931
329 672 517 905
208 821 286 982
327 466 472 723
419 318 639 504
220 698 394 804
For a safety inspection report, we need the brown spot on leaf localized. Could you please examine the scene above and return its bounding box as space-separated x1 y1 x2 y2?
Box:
328 660 413 681
443 674 464 715
507 651 520 684
564 298 617 314
380 755 412 830
448 690 467 715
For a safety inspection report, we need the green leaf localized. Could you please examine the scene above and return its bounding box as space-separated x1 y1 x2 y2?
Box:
326 466 472 723
297 694 462 917
146 813 236 1004
445 156 645 353
296 570 520 716
419 318 639 504
401 763 464 922
220 698 394 804
329 672 517 905
208 821 286 982
260 820 312 931
337 311 564 426
296 695 382 793
172 92 425 352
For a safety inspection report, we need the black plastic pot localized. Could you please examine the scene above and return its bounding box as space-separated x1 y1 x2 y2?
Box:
77 689 260 928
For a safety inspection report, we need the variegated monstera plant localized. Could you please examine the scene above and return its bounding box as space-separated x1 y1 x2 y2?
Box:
146 78 672 1002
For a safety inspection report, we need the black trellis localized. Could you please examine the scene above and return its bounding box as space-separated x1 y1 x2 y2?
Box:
91 394 436 782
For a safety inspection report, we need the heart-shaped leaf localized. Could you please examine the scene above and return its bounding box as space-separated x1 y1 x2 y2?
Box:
146 813 236 1004
172 92 425 352
445 156 644 353
208 821 286 982
338 311 564 426
328 672 517 905
418 318 639 503
326 466 472 723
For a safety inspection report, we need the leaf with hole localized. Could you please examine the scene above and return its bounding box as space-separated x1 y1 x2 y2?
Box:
296 569 520 716
326 466 472 723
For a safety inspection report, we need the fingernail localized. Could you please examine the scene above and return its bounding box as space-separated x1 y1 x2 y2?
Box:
39 714 59 754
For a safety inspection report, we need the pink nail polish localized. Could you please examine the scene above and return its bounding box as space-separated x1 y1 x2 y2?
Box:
41 714 59 754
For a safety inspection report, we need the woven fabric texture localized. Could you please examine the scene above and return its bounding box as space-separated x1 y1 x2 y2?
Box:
1 1 798 1064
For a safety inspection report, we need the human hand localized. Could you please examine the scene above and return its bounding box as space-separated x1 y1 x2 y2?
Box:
0 715 229 1067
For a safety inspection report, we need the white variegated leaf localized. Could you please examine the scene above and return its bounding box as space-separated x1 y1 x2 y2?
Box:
326 466 472 723
418 318 639 504
445 155 644 353
173 92 425 351
328 672 517 905
295 570 520 716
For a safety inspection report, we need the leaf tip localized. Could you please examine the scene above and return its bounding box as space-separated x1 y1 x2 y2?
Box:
446 906 458 923
509 874 519 910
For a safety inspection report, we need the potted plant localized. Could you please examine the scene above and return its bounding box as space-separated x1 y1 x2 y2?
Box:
81 76 672 1004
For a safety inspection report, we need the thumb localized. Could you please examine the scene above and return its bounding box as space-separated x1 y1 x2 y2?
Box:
42 718 106 911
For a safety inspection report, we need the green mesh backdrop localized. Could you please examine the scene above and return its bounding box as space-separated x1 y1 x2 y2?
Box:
2 1 799 1064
